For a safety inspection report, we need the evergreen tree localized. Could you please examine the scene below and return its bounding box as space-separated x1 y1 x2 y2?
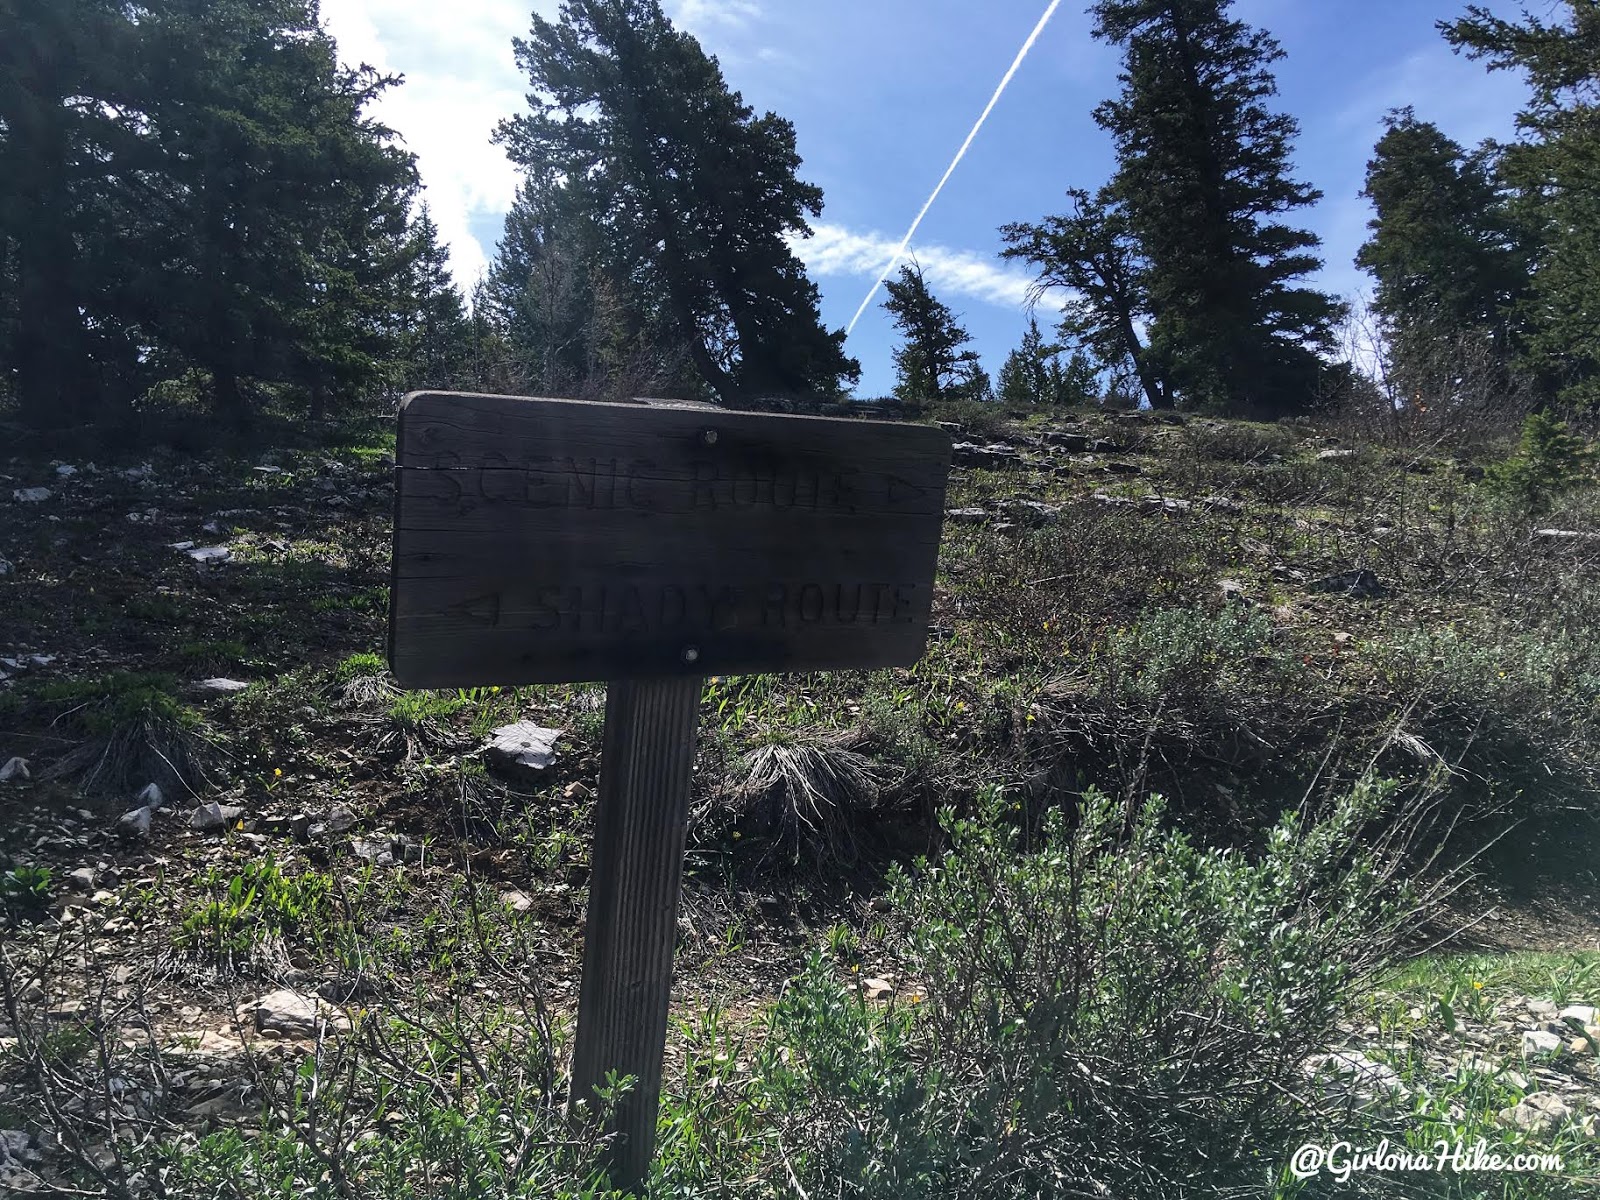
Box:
128 0 418 421
1000 188 1168 408
395 204 473 394
998 319 1053 407
1356 108 1527 373
881 262 984 406
1444 2 1600 405
0 0 144 425
495 0 858 407
1091 0 1343 414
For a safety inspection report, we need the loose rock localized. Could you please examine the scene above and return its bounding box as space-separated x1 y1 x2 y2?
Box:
1310 569 1387 599
0 757 28 783
486 723 563 777
1521 1029 1563 1057
190 802 245 832
11 487 51 503
1499 1092 1570 1134
251 989 350 1038
117 806 153 837
194 677 250 698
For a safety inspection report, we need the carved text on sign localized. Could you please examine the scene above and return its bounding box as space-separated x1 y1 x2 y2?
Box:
410 453 933 516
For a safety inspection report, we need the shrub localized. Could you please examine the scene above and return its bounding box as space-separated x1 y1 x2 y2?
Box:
32 672 213 794
765 780 1425 1199
1486 412 1595 512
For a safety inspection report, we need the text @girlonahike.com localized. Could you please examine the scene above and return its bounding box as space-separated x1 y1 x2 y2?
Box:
1289 1139 1564 1182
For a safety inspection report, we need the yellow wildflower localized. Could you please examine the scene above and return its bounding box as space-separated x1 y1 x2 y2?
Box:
273 768 283 778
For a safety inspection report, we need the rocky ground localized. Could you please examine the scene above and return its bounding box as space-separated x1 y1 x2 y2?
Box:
3 405 1600 1192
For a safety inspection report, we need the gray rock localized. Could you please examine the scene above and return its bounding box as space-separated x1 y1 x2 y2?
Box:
1301 1050 1408 1101
486 723 563 776
1044 430 1091 451
1534 528 1600 542
0 757 28 783
350 833 422 866
135 782 165 810
950 442 1020 470
190 802 244 832
0 556 12 576
194 677 250 698
66 867 97 892
935 421 964 436
1103 461 1142 476
1087 438 1127 454
1002 499 1062 526
53 464 78 478
119 463 154 481
324 804 357 834
1310 569 1387 599
1521 1029 1563 1057
1500 1092 1570 1134
1318 448 1359 461
944 507 989 524
1559 1004 1597 1025
168 540 196 551
1218 578 1247 600
117 806 152 837
501 889 535 913
11 487 51 503
186 545 232 565
252 989 350 1038
1527 999 1559 1019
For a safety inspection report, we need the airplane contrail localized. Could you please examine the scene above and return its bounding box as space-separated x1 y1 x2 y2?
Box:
844 0 1064 338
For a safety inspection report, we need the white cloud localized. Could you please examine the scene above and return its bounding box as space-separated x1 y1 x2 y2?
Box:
320 0 548 288
794 223 1059 312
669 0 762 28
319 0 788 292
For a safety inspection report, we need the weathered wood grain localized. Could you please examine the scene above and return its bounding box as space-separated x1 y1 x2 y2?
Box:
568 676 702 1192
388 391 951 687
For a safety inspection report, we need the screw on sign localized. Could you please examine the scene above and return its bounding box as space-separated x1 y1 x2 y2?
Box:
388 391 951 1191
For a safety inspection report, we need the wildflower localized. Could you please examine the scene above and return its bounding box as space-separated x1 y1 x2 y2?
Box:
490 686 501 694
1473 981 1484 991
731 831 742 841
1026 712 1035 724
1042 621 1050 632
273 768 283 778
955 700 966 712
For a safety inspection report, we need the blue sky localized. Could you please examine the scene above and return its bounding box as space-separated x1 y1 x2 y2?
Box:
320 0 1530 398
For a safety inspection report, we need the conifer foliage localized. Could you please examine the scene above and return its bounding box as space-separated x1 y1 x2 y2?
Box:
493 0 858 409
1090 0 1343 415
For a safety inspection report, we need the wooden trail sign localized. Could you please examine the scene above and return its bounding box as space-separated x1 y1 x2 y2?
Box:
387 391 951 1189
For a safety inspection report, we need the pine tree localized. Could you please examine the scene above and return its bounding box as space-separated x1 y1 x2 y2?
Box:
395 204 473 394
998 319 1053 407
0 0 144 425
495 0 858 407
1356 108 1527 373
1444 2 1600 405
881 262 984 406
1000 188 1168 408
136 0 420 420
1091 0 1343 414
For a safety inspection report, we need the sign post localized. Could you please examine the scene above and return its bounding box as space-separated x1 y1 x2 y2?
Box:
388 391 951 1190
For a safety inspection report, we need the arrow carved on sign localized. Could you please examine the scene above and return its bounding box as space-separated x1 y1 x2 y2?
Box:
449 594 501 627
886 474 929 504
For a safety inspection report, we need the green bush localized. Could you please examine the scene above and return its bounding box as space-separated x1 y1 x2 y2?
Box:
764 781 1420 1199
1486 412 1594 511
